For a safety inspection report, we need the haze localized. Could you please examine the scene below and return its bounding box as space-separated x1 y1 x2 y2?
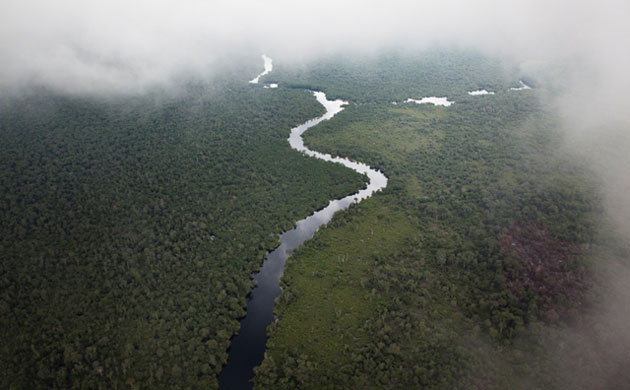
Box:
0 1 626 93
2 0 629 387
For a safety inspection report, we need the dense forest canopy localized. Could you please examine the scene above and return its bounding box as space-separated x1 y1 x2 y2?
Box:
1 49 627 389
253 51 626 389
0 64 365 389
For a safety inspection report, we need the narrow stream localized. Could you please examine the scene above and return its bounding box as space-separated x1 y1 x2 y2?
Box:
217 60 387 390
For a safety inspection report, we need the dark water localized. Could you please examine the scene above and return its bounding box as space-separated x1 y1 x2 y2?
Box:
217 91 387 390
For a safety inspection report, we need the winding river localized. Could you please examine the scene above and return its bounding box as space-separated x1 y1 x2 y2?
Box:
217 59 387 389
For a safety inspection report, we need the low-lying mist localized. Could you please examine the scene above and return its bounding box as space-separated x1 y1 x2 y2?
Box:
2 0 629 387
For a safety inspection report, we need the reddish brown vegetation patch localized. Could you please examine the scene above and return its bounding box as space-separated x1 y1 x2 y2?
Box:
500 222 587 322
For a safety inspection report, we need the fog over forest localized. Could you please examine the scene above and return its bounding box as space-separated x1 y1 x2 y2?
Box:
2 1 628 173
2 0 629 387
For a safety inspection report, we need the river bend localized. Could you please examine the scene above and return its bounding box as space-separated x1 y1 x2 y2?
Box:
218 61 387 390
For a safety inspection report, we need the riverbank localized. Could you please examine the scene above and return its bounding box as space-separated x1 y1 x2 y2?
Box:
219 57 387 390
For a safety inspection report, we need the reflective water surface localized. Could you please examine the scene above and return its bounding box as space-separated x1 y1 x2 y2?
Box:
509 80 532 91
218 91 387 390
468 89 495 95
249 55 273 84
405 96 453 106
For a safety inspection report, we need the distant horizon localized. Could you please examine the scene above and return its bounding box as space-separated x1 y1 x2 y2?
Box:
1 2 629 389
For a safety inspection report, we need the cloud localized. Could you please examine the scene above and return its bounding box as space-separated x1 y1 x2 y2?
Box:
2 0 628 298
1 1 627 94
1 1 629 384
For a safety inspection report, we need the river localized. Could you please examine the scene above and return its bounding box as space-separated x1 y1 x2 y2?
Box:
217 59 387 389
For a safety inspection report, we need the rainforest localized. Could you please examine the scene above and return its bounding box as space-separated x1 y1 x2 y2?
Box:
2 1 629 390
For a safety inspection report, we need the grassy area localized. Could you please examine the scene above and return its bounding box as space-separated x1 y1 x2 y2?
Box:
267 199 415 368
255 52 603 389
